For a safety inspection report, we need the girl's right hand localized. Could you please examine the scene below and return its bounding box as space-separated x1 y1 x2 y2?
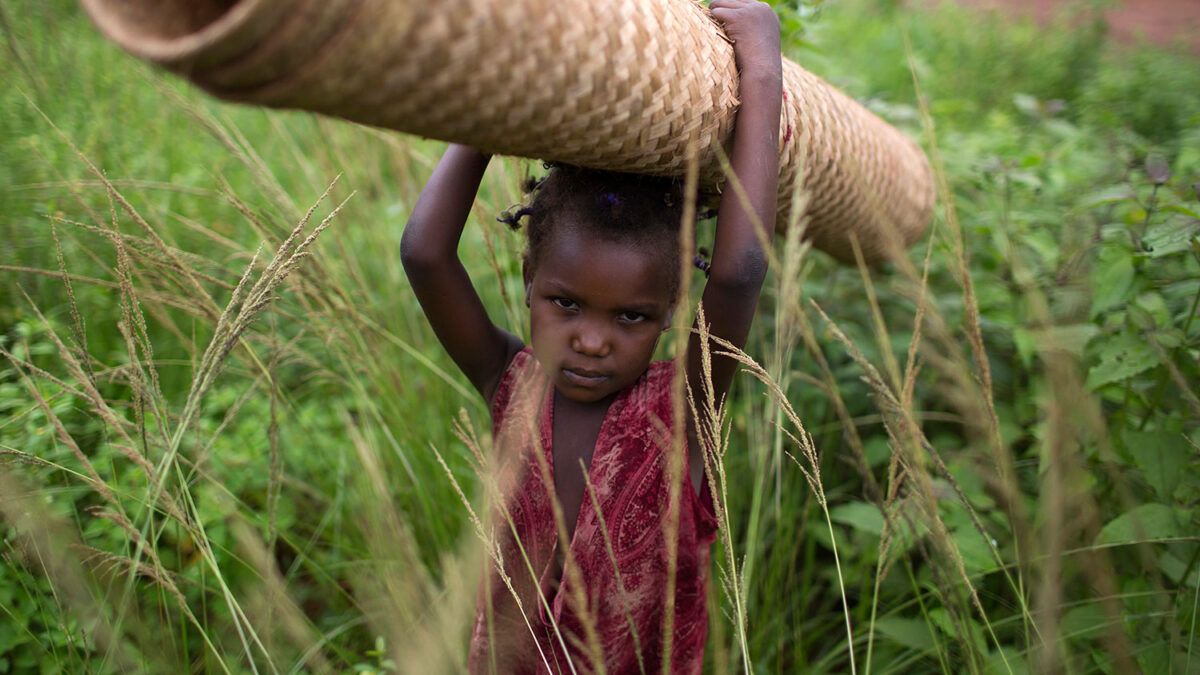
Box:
709 0 783 81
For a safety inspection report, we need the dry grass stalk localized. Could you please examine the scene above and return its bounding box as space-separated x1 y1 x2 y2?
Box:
155 80 299 221
686 317 854 672
82 507 199 629
443 415 561 674
49 211 236 291
793 297 882 502
0 473 150 672
15 294 158 475
808 299 1007 670
0 344 92 402
682 311 750 672
8 360 115 506
50 222 96 386
112 211 168 456
170 179 345 448
0 264 210 315
28 93 224 322
446 414 498 555
343 410 454 669
764 156 814 519
0 449 59 469
189 370 269 476
60 175 346 671
454 390 580 673
75 545 177 591
660 138 703 674
231 520 334 674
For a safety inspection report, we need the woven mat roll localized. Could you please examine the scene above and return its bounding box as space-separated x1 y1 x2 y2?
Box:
80 0 934 264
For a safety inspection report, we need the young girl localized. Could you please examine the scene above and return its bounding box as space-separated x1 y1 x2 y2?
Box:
401 2 781 671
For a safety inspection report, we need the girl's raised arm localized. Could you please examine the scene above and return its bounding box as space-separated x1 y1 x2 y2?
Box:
688 0 782 440
401 144 525 404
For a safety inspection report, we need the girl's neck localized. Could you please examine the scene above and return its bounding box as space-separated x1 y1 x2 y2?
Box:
552 386 617 416
549 386 617 547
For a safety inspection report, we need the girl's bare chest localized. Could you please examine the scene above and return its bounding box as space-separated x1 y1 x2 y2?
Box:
549 393 611 543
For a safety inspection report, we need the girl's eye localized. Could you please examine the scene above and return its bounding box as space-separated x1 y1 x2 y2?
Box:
551 297 578 310
618 311 647 324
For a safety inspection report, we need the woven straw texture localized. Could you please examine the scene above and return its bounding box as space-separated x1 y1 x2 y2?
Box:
80 0 934 264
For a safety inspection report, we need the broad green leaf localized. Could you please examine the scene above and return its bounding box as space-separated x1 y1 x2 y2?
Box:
1123 429 1191 499
1134 291 1171 327
0 622 25 657
1025 229 1058 265
873 617 937 653
1077 185 1135 211
1013 92 1041 117
927 608 988 657
1009 170 1043 190
829 502 885 536
1090 246 1135 316
1162 203 1200 219
1134 640 1173 675
1127 305 1155 332
1154 328 1185 348
863 436 891 468
1086 334 1159 389
1096 503 1183 546
984 647 1031 675
952 524 998 576
1158 549 1200 587
1062 602 1111 642
1090 648 1115 672
1142 218 1200 258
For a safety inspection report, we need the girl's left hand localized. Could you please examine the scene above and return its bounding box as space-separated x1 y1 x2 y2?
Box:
709 0 782 79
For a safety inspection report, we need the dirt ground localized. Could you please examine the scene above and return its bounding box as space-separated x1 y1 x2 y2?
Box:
945 0 1200 53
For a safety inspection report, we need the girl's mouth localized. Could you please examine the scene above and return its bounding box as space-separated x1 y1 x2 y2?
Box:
562 367 608 387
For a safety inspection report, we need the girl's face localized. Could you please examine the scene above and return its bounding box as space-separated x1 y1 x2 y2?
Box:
526 225 676 404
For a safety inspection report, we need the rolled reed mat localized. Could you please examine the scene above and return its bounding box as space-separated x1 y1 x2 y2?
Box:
80 0 934 264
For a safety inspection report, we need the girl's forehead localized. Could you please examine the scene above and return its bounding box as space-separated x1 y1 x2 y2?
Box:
536 228 675 305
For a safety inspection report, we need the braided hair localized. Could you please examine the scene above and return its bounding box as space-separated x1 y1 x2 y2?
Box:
499 164 700 300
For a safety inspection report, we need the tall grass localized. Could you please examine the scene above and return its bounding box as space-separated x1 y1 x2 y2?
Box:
3 0 1198 672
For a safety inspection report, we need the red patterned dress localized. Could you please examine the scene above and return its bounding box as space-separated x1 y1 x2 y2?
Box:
469 348 718 674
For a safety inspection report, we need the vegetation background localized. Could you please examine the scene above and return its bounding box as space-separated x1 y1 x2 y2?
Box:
1 0 1198 672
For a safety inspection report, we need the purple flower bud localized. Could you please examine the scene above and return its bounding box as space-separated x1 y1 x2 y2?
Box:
1145 154 1170 185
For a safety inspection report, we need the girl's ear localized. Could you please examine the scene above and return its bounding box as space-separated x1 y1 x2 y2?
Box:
661 304 677 331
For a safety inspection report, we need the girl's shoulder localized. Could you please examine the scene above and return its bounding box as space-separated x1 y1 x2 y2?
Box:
622 359 678 418
642 359 676 390
490 346 539 425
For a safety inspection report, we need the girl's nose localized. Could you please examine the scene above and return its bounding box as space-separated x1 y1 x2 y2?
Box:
571 323 610 357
